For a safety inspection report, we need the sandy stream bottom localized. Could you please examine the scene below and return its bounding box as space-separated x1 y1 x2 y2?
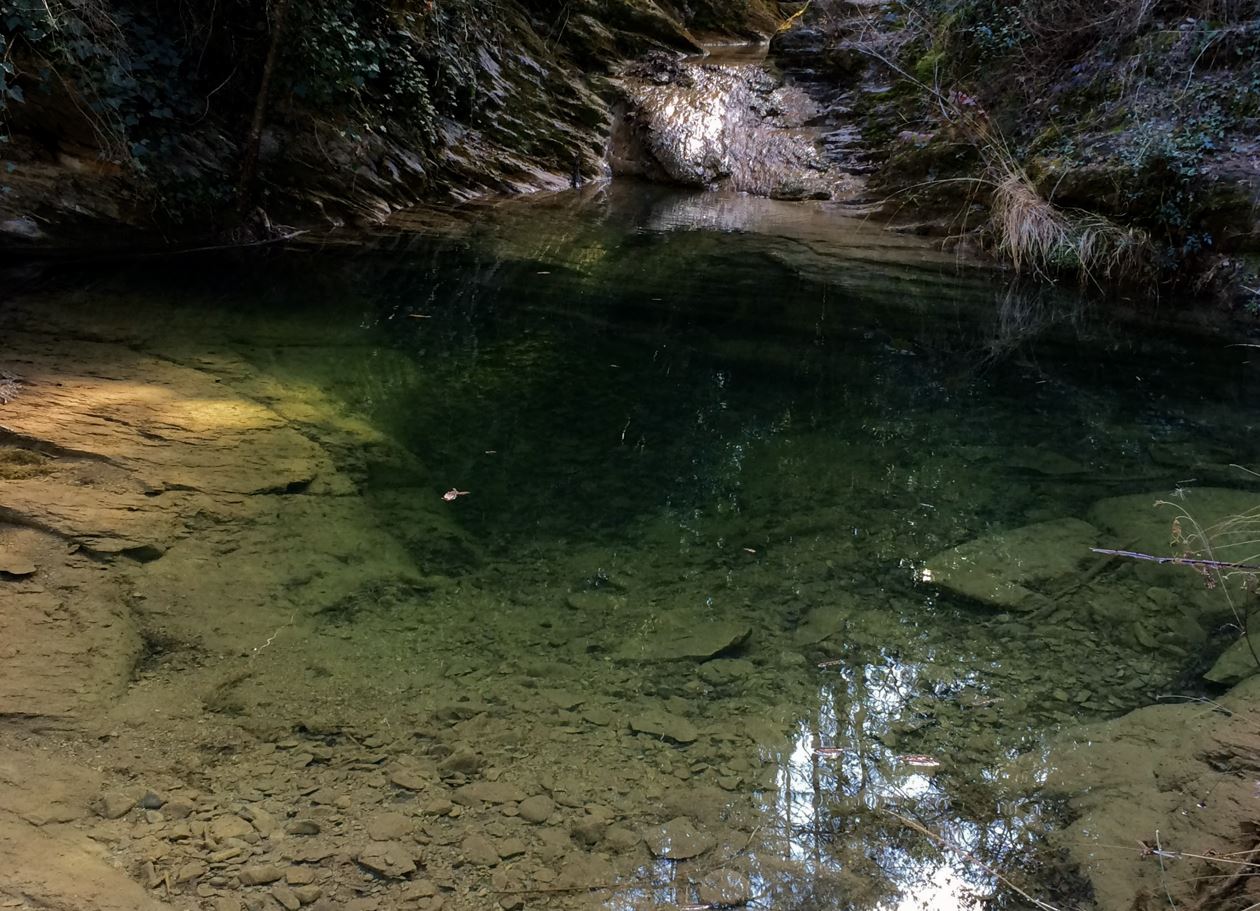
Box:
2 294 1260 911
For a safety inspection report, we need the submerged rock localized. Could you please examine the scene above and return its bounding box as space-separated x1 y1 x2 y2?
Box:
792 605 848 646
921 518 1099 612
643 816 714 859
629 708 698 744
1205 631 1260 685
615 620 751 661
697 869 752 906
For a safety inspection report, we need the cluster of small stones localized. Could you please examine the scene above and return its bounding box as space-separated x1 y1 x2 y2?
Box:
88 719 763 911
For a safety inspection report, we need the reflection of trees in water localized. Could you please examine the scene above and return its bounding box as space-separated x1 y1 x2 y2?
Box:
747 655 1070 911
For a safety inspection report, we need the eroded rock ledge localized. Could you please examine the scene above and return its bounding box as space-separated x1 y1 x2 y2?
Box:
610 51 864 201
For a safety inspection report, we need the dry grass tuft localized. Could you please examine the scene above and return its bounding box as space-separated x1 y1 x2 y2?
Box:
989 172 1154 287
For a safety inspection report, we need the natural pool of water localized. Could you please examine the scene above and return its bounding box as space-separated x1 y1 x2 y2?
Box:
2 185 1258 911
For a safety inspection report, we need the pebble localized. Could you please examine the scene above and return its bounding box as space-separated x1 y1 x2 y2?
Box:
366 812 414 841
357 842 417 878
498 837 527 859
138 791 167 810
272 886 301 911
461 834 500 866
438 749 483 775
164 798 196 819
454 781 526 805
285 868 316 886
238 865 284 886
95 793 136 820
210 816 257 841
292 885 322 905
389 769 429 791
516 795 554 824
175 861 207 884
422 799 454 816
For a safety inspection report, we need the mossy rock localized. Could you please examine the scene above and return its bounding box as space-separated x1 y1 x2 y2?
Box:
1206 632 1260 686
922 518 1099 612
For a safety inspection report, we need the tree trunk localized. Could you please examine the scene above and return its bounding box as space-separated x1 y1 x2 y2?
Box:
237 0 291 217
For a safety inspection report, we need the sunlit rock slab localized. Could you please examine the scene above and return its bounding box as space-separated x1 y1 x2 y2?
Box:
0 336 336 497
921 518 1099 611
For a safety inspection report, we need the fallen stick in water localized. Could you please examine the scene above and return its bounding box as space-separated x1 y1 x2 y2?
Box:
1089 548 1260 572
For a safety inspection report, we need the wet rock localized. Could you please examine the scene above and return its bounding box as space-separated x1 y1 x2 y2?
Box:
517 795 555 824
1088 488 1255 560
555 855 614 889
604 825 641 851
581 706 615 726
358 842 417 878
238 865 284 886
921 518 1099 612
454 781 526 805
94 792 136 819
697 658 756 686
539 688 586 709
643 817 714 860
0 216 46 243
564 591 625 613
792 606 849 646
697 869 752 906
616 621 751 661
613 56 850 200
629 708 698 744
461 834 500 866
570 815 607 846
1205 631 1260 686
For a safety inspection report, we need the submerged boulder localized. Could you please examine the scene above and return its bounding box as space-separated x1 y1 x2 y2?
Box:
643 816 714 859
921 518 1099 612
1087 488 1259 558
614 619 751 661
629 708 699 744
1205 631 1260 686
1087 488 1260 625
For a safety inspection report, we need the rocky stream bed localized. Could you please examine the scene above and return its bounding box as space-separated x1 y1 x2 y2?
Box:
3 209 1260 911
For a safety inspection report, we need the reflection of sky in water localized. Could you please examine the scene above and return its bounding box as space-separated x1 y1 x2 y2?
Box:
753 655 1044 911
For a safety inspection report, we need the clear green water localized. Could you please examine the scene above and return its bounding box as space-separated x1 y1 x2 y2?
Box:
6 187 1259 910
